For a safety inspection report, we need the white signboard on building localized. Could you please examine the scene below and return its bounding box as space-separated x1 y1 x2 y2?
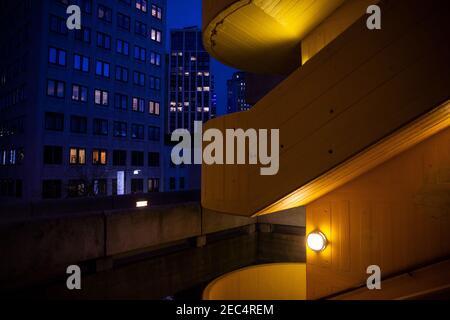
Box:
117 171 125 195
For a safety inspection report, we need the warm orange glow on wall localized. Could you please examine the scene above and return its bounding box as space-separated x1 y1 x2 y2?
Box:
255 100 450 216
203 0 346 74
306 126 450 299
302 0 380 64
307 231 328 252
201 0 450 218
203 263 307 300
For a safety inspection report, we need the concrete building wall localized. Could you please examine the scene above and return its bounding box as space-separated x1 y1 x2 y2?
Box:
201 0 450 217
306 127 450 299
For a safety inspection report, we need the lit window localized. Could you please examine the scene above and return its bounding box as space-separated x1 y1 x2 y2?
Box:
9 150 16 165
149 101 160 115
132 97 145 113
151 4 162 20
150 52 161 66
92 149 107 165
135 0 147 12
47 79 65 98
148 178 160 192
151 28 162 43
70 148 86 165
72 84 88 102
94 89 109 106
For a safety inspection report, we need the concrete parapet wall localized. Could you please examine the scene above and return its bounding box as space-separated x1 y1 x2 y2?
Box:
0 200 306 296
0 214 105 290
106 203 202 256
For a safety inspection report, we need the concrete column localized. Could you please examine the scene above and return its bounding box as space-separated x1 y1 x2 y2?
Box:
244 224 256 234
196 235 207 248
259 223 273 233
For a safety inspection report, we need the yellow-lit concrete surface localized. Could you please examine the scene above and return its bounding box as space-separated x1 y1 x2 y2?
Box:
332 260 450 300
306 126 450 299
257 100 450 216
201 0 450 300
301 0 379 64
201 0 450 217
203 0 347 74
203 263 306 300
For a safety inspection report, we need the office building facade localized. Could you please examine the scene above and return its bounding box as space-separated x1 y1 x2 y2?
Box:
227 72 252 113
167 27 215 134
0 0 167 201
163 27 215 192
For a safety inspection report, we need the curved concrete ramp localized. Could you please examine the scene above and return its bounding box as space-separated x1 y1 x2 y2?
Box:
201 0 450 217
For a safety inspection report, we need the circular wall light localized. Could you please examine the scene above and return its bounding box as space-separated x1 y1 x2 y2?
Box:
307 231 328 252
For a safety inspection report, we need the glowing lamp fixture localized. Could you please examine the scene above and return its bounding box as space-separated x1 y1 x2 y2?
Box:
136 201 148 208
307 231 327 252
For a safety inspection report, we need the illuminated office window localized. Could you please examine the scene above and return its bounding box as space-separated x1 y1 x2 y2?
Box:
69 148 86 165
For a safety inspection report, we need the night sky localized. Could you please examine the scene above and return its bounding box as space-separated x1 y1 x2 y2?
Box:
166 0 237 116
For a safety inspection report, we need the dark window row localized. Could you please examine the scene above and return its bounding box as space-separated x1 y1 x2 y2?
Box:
42 176 160 199
118 0 163 19
169 177 185 191
0 85 26 109
48 51 162 82
49 43 161 66
50 10 163 42
0 179 22 198
44 112 161 140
